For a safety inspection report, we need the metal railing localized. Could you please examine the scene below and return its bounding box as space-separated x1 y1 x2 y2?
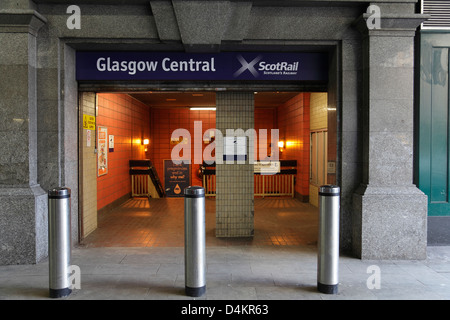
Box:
203 173 295 198
201 160 297 198
129 160 164 198
131 174 151 197
203 173 216 197
254 174 295 198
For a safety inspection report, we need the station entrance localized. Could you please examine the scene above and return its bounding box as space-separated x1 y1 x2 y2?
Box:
76 50 334 248
78 89 332 248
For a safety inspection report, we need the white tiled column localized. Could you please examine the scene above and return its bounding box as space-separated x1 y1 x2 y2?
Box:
79 92 98 238
215 92 254 237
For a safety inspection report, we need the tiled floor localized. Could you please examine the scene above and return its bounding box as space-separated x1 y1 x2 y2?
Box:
81 197 319 248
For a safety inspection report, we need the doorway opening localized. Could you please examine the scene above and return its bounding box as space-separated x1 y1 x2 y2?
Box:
78 90 331 247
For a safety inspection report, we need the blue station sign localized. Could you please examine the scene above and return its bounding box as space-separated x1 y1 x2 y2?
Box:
76 52 328 82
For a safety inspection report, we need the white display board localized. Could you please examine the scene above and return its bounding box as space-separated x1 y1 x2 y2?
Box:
223 136 247 161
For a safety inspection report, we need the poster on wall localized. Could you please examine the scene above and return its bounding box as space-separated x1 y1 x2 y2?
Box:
164 159 190 197
97 126 108 176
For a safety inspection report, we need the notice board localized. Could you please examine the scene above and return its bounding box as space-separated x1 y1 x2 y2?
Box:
164 160 190 197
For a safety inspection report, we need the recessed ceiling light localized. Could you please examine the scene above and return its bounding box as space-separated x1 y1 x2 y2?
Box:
190 107 216 111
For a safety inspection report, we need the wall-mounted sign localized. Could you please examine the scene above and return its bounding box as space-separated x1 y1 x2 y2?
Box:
108 135 114 152
223 136 247 161
254 161 280 175
83 114 95 130
76 52 328 82
97 126 108 176
327 161 336 174
164 159 190 197
86 129 91 147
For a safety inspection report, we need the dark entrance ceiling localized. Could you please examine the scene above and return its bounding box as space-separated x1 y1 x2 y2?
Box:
129 91 300 108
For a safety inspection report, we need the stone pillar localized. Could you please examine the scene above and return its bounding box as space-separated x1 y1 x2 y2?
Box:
215 92 254 237
0 7 48 264
352 11 429 259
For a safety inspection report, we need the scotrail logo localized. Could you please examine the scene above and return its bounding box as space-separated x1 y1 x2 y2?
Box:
234 55 263 78
234 54 299 78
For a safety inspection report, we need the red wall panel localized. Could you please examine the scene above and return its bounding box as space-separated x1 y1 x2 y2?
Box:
96 93 150 210
277 93 311 198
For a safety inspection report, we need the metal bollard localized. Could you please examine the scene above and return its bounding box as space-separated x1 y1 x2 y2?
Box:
317 185 340 294
48 187 72 298
184 186 206 297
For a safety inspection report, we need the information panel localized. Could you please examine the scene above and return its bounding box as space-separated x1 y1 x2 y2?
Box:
164 159 191 198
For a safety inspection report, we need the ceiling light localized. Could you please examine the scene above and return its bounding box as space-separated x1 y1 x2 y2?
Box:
190 107 216 111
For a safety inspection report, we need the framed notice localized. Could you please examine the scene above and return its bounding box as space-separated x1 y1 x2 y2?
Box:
108 135 114 152
164 159 190 197
97 126 108 176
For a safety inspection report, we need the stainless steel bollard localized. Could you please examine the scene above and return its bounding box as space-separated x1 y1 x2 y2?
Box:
184 186 206 297
48 187 72 298
317 185 340 294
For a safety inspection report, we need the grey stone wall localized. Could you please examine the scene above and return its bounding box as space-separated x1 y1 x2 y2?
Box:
0 0 430 263
0 8 48 264
352 8 429 259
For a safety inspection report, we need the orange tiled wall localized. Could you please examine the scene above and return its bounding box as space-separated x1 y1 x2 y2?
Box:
95 93 307 205
96 93 150 210
254 108 277 159
277 93 310 198
149 108 216 188
149 107 277 188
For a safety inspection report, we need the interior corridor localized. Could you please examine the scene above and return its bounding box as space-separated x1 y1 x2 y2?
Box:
81 198 319 248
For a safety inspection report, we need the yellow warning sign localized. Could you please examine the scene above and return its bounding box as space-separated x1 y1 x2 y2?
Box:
83 114 95 130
